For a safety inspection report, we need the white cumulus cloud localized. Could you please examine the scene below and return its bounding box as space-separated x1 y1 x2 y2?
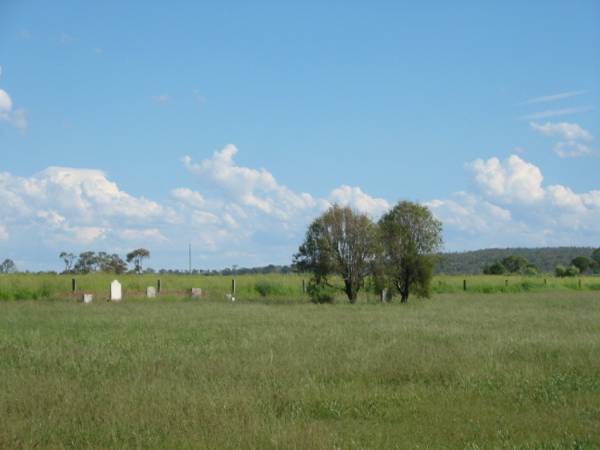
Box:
433 155 600 249
0 88 27 132
182 145 322 220
468 155 545 204
328 185 390 217
1 144 598 269
0 167 174 248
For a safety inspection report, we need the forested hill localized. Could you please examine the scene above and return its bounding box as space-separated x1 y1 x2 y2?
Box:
436 247 596 275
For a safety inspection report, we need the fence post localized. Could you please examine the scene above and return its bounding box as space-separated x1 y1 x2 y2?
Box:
157 279 161 293
302 279 306 294
544 278 547 286
463 279 467 291
72 278 76 292
231 279 236 295
505 279 508 287
380 289 387 303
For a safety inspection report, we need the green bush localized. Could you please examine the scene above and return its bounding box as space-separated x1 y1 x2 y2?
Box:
254 280 286 297
555 265 567 277
307 279 336 304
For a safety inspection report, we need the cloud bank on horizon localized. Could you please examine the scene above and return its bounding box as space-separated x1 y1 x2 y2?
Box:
1 144 598 270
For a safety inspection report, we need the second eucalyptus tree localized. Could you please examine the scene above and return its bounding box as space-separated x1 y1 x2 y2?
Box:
294 205 379 303
378 201 442 303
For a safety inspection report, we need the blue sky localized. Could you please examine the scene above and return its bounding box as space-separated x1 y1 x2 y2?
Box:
1 1 599 271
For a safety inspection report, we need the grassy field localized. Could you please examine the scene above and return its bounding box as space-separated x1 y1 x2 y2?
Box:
1 291 600 449
1 273 599 302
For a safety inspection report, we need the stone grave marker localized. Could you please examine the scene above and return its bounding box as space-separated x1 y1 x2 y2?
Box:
146 286 156 298
82 293 93 304
191 288 202 298
110 280 122 301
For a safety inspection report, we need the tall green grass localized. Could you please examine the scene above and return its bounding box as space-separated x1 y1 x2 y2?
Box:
1 273 598 301
1 291 599 448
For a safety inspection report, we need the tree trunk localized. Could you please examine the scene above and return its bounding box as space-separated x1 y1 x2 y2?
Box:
344 279 357 303
398 275 410 303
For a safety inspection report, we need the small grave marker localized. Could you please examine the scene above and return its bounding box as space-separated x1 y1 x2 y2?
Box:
191 288 202 298
380 288 387 303
147 286 157 298
110 280 122 301
82 293 93 304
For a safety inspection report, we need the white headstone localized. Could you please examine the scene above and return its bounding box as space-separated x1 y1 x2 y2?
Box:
146 286 156 298
191 288 202 298
82 293 93 304
110 280 122 301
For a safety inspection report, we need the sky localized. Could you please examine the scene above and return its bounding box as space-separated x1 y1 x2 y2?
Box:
0 1 599 271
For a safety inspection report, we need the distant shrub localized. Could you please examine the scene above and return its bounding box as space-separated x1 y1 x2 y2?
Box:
571 256 591 273
524 265 539 276
483 262 506 275
307 280 336 304
556 265 580 278
566 265 580 277
254 280 285 297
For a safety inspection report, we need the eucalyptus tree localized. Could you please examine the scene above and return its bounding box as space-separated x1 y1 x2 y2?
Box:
59 252 76 273
378 201 442 303
294 205 379 303
0 258 17 273
127 248 150 274
74 251 98 274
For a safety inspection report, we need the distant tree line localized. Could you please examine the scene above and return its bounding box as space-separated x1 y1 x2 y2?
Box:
483 255 540 275
294 201 443 304
482 250 600 277
59 249 151 274
438 247 600 275
167 265 295 276
0 258 17 273
555 251 600 277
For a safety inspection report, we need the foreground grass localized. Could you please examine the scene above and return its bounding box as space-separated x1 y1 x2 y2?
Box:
1 292 600 449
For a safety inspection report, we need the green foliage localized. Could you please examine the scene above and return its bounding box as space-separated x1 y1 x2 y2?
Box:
58 251 75 272
483 261 506 275
483 255 539 275
501 255 529 273
438 247 596 274
571 256 591 273
294 205 378 303
524 265 539 276
0 258 17 274
73 251 97 274
592 248 600 266
126 248 150 274
556 265 580 278
378 201 442 302
566 265 581 277
306 278 336 303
